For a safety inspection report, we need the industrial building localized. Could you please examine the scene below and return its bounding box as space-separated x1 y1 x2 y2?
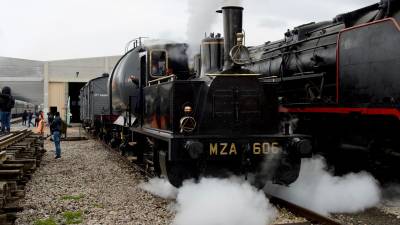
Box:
0 55 121 122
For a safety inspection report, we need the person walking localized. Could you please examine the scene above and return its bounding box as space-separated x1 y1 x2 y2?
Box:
27 110 33 127
22 110 28 126
0 86 15 133
34 112 39 127
36 111 45 135
50 112 62 159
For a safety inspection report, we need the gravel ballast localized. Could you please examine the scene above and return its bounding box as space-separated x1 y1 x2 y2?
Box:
14 127 308 225
16 136 173 225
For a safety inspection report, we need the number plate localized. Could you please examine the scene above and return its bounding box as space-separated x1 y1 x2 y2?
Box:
209 142 281 156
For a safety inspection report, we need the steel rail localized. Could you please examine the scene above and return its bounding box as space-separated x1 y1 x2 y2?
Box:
0 129 31 151
266 193 343 225
87 129 342 225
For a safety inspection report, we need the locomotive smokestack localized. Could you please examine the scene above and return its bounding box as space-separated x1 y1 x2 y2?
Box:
218 6 243 70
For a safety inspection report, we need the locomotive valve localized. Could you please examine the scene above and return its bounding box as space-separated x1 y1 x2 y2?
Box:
236 32 244 46
291 138 312 157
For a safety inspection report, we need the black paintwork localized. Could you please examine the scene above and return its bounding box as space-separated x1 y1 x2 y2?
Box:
239 0 400 179
339 19 400 106
82 6 313 187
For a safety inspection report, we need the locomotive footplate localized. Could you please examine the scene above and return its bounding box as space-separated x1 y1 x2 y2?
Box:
168 134 312 186
133 128 312 187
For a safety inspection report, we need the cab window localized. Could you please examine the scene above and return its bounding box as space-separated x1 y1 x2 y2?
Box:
151 51 167 77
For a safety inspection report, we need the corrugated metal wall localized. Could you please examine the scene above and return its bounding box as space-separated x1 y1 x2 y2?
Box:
0 81 43 105
0 57 44 105
48 56 120 83
0 55 121 117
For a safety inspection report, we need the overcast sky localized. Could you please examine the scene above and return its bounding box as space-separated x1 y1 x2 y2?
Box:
0 0 378 61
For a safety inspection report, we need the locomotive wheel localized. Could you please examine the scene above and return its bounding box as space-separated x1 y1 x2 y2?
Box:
156 148 196 187
166 162 195 187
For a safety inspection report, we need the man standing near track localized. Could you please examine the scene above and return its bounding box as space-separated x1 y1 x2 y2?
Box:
0 86 15 133
27 110 33 127
22 110 28 126
50 111 62 159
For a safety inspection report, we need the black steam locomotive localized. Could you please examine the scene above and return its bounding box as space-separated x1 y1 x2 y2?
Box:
241 0 400 175
83 6 312 187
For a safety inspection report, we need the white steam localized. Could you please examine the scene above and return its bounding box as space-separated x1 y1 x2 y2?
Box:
141 177 277 225
264 156 381 215
186 0 243 56
139 178 178 199
173 178 276 225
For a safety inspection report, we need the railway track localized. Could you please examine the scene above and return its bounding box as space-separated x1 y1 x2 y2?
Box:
0 129 45 225
86 130 344 225
10 117 22 125
267 193 343 225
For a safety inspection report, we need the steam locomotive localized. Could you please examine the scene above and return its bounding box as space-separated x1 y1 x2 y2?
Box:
82 6 312 187
241 0 400 175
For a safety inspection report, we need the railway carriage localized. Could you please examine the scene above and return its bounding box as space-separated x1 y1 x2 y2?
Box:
80 74 111 132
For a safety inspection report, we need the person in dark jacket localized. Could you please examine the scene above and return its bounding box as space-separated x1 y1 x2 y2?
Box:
28 110 34 127
50 111 62 159
22 110 28 126
34 112 39 127
0 86 15 133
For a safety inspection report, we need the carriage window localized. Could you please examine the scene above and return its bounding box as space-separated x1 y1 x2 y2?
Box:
151 51 167 76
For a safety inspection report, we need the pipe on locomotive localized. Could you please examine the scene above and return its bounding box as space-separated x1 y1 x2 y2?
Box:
217 6 244 70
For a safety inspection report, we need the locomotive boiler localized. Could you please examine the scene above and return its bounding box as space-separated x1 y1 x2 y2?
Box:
243 0 400 176
106 6 312 187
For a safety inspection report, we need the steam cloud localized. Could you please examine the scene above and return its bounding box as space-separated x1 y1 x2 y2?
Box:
141 177 277 225
139 178 178 199
264 156 381 215
382 184 400 206
141 156 382 222
186 0 243 56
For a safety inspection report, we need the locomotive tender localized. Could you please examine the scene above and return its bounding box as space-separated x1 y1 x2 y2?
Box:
242 0 400 174
84 6 312 187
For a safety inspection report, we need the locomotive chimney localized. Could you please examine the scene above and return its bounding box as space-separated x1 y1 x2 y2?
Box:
218 6 243 70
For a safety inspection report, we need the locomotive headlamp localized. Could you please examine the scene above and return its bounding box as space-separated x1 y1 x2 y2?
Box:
184 106 193 114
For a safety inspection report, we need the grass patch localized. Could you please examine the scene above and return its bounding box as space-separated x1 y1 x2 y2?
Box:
61 194 84 201
34 218 57 225
63 211 83 224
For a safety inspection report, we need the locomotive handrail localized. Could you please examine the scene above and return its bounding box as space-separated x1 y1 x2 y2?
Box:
248 31 340 64
125 37 148 53
206 73 260 76
147 75 176 86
